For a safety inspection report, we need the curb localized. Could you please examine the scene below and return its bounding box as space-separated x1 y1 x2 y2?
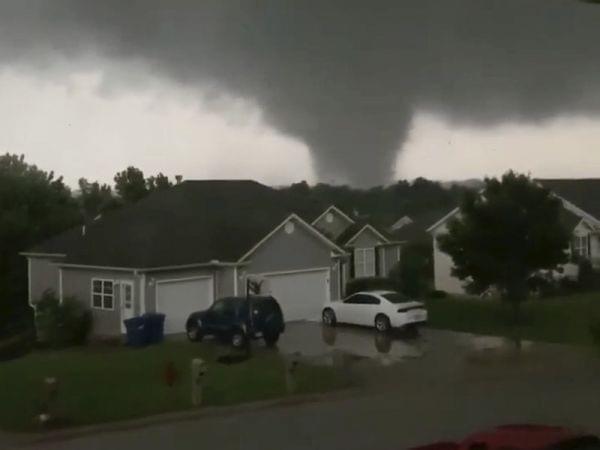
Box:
14 387 361 447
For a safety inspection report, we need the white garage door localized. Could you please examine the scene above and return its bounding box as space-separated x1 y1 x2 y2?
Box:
263 269 329 322
156 277 214 334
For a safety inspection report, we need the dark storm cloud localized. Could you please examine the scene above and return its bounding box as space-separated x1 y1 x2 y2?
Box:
1 0 600 185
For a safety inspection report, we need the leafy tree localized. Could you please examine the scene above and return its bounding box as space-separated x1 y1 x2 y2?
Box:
0 154 80 322
114 167 175 203
437 171 570 322
389 242 432 297
146 172 173 192
114 166 149 203
78 178 121 221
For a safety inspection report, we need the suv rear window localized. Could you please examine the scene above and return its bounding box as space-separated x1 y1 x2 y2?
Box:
382 292 411 303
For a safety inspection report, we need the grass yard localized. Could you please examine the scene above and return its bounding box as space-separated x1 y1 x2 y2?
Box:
426 291 600 346
0 340 353 432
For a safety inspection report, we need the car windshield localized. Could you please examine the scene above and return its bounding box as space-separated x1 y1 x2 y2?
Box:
382 292 411 303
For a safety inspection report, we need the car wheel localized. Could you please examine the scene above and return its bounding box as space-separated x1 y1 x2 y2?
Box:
186 324 203 342
374 314 391 333
322 308 337 326
263 332 280 347
231 330 247 349
374 331 392 354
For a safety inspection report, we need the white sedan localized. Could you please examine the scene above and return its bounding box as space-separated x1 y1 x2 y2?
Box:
321 290 428 332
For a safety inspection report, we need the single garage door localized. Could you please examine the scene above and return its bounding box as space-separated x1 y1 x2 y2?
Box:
156 276 214 334
263 269 329 322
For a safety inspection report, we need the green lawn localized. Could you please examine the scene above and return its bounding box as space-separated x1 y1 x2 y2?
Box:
0 341 352 432
426 291 600 346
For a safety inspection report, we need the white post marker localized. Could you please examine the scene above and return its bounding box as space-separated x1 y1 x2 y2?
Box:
191 358 207 406
284 352 302 394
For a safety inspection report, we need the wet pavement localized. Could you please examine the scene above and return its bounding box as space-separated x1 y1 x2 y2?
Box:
277 322 600 388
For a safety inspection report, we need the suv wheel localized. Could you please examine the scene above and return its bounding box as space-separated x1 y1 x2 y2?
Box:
231 330 247 349
264 331 280 347
375 314 391 333
186 324 203 342
322 308 337 326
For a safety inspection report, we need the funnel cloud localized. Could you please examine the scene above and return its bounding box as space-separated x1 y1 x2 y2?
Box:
1 0 600 185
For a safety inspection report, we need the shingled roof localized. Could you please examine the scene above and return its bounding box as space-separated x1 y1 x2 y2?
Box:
537 179 600 222
334 221 395 246
28 180 327 268
390 209 451 243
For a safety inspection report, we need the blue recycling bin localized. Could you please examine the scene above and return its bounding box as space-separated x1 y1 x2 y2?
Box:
143 313 166 344
124 316 147 347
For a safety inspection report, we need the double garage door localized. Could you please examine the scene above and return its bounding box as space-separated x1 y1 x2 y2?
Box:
156 277 214 334
155 269 330 333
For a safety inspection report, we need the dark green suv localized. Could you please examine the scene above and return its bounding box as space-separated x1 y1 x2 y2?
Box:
185 296 285 348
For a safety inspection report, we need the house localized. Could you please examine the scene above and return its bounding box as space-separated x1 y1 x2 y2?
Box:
388 209 450 246
22 181 399 336
427 178 600 295
311 205 403 281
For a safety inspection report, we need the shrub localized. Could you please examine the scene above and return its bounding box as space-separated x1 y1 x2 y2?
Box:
345 277 395 296
0 329 35 361
427 289 448 299
388 242 433 297
35 291 93 347
577 259 600 291
590 317 600 347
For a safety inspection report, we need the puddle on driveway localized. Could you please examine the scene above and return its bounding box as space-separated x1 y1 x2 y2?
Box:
277 322 600 377
278 322 425 367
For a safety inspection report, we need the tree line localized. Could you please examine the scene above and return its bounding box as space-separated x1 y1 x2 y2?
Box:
0 154 182 327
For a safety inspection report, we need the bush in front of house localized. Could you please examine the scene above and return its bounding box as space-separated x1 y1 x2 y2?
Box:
35 291 93 347
345 277 396 296
0 308 35 361
577 259 600 291
427 289 448 299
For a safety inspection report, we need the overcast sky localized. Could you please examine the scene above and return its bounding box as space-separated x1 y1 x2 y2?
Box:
1 0 600 188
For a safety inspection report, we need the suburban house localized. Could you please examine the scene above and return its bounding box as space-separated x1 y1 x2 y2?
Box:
311 205 402 280
427 178 600 295
22 181 400 336
388 209 450 246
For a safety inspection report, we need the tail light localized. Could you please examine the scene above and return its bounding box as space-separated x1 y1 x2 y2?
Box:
398 306 422 313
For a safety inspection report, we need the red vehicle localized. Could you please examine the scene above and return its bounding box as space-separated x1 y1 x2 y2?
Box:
410 425 600 450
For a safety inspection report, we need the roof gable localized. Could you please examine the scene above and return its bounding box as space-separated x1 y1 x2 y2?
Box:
238 213 346 262
311 205 355 227
537 179 600 224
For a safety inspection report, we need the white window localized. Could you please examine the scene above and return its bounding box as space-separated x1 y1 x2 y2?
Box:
573 234 590 258
91 279 114 310
354 248 375 277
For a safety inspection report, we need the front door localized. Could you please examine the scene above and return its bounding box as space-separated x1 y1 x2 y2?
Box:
120 281 135 333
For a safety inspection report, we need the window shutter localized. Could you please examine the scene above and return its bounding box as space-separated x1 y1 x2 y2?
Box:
588 235 591 257
350 249 355 278
374 247 380 276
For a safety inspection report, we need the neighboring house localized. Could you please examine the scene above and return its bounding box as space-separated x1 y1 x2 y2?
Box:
22 181 400 337
311 205 403 283
388 209 450 245
427 178 600 295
